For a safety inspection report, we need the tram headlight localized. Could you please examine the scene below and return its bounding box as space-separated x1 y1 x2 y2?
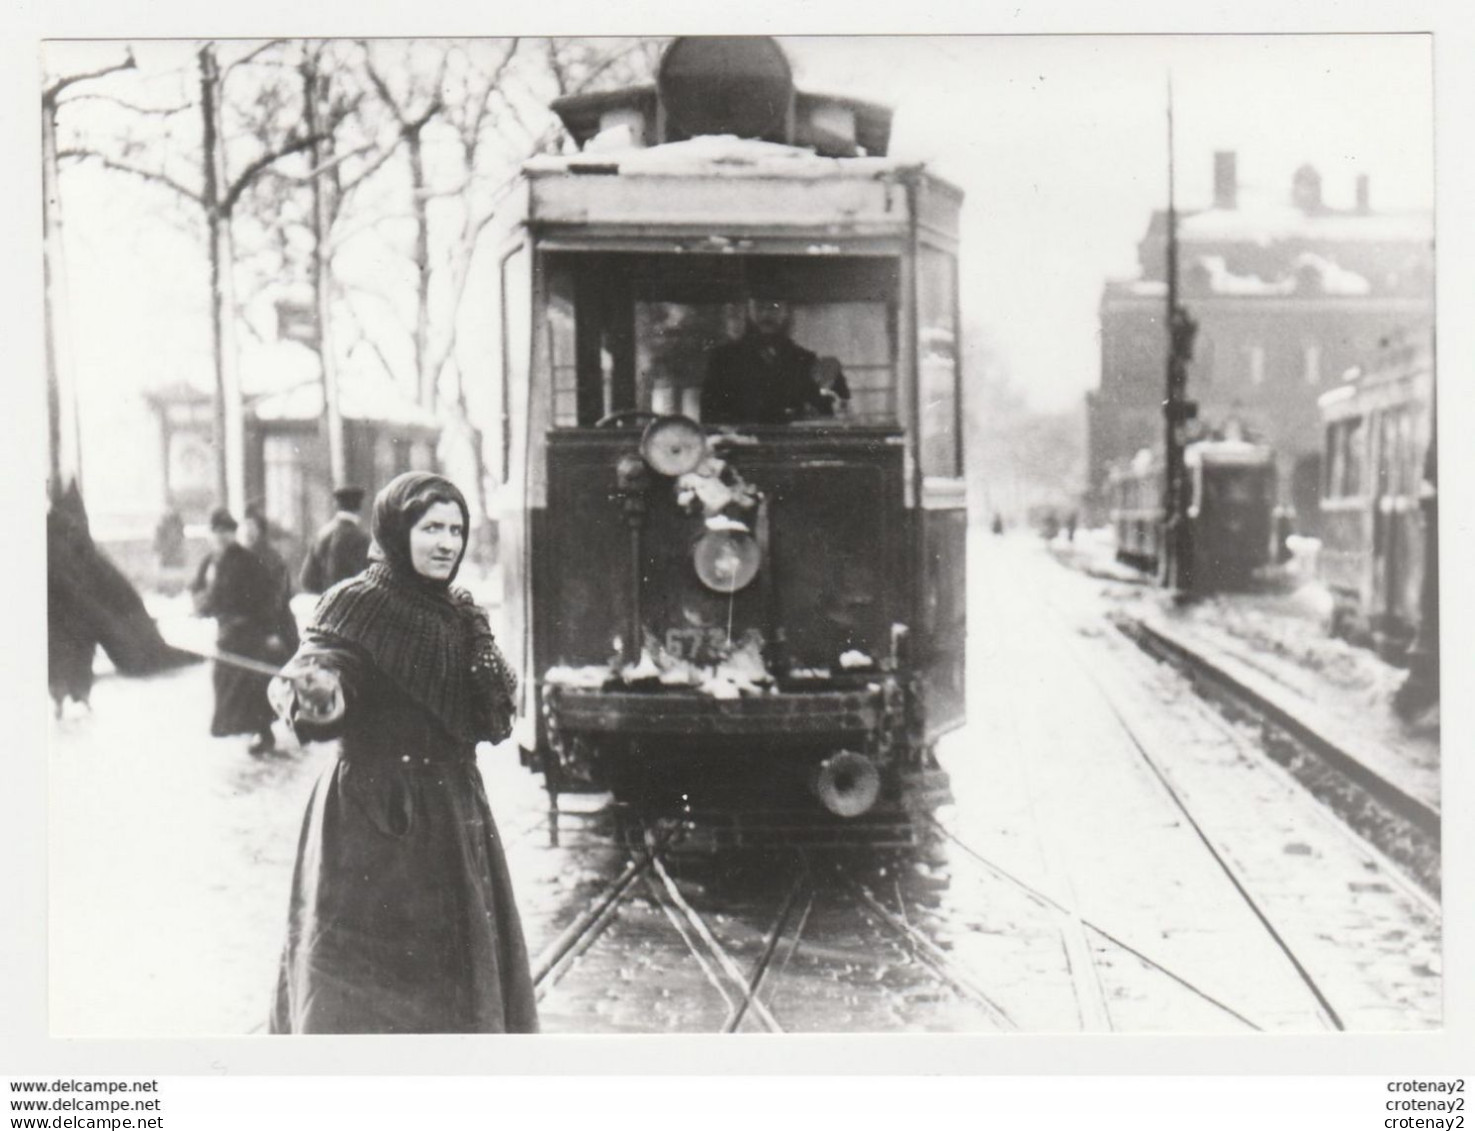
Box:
692 528 761 593
640 414 708 477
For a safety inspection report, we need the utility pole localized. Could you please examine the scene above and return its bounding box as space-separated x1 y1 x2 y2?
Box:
1161 77 1197 594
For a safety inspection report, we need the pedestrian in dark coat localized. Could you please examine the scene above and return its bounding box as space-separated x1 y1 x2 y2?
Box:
242 504 299 660
298 486 371 593
267 472 536 1034
703 299 850 425
189 507 279 754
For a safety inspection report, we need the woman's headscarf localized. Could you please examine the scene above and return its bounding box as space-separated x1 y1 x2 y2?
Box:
302 472 517 744
368 472 471 589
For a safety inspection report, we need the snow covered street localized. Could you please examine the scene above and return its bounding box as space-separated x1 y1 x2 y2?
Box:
47 532 1440 1035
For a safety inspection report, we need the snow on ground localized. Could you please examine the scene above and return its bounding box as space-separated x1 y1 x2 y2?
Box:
1045 526 1439 806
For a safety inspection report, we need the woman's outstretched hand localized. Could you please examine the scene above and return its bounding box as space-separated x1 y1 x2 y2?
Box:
291 664 344 723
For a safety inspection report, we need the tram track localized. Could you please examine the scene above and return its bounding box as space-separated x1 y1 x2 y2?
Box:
1117 615 1440 898
823 856 1018 1031
1027 555 1440 1031
529 822 805 1031
531 846 659 999
921 813 1263 1031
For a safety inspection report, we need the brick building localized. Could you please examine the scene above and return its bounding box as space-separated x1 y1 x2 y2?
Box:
1086 153 1432 530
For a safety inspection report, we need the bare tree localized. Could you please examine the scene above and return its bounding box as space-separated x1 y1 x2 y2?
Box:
42 49 138 496
55 40 354 514
338 37 663 552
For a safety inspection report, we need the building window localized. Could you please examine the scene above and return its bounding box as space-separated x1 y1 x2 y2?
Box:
1247 345 1265 386
1303 343 1321 385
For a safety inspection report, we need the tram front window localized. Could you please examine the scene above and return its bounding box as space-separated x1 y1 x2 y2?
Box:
547 253 898 427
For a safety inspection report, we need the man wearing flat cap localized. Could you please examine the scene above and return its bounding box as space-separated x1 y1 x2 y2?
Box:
703 299 850 425
299 486 371 594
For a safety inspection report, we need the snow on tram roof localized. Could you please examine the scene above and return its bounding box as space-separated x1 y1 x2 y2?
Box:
523 135 930 181
1184 438 1274 467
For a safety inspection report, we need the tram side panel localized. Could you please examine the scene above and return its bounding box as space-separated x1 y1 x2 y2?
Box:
918 501 966 739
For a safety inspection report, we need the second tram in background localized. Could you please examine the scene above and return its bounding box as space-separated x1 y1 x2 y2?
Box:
1317 338 1434 657
1106 437 1279 591
490 38 967 833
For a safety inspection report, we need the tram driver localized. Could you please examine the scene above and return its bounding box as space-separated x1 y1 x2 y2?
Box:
702 298 850 425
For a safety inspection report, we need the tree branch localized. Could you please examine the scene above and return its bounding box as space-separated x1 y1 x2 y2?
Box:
336 132 406 196
43 51 136 104
222 132 323 214
361 48 409 128
56 91 191 116
222 39 288 78
57 149 202 204
221 93 357 215
259 139 377 184
364 43 445 139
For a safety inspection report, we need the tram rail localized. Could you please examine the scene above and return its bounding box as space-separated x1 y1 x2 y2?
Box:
1032 566 1440 1031
1117 614 1440 898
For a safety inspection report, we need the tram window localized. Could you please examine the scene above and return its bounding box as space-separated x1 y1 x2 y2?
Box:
918 246 961 477
499 243 531 479
1327 418 1365 499
544 252 899 427
1324 427 1344 499
1380 410 1408 495
634 299 895 422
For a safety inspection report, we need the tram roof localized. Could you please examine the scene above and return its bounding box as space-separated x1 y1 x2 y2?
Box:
1184 439 1274 467
523 135 960 194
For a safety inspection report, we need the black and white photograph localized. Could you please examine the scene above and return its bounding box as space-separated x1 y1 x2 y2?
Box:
22 18 1465 1060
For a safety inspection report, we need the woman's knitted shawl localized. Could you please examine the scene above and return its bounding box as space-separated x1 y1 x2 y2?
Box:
306 562 517 745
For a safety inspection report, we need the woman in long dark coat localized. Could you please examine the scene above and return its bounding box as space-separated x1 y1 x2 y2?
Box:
267 472 537 1034
190 507 279 754
241 504 300 660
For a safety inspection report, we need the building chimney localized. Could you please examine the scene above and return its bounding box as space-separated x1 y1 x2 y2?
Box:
1213 151 1237 209
1356 173 1371 213
1292 164 1323 212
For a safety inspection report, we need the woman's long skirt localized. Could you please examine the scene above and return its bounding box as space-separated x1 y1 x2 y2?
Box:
269 756 538 1034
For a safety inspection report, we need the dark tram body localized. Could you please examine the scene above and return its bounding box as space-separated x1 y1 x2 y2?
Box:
1107 439 1277 589
1317 342 1434 653
492 39 967 821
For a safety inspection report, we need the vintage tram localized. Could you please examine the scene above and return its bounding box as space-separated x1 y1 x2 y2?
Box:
1317 339 1434 654
1106 438 1278 589
491 38 967 824
1106 449 1161 572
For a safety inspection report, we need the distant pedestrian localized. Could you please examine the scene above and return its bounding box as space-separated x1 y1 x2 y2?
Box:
154 505 186 569
991 512 1004 536
190 507 280 756
242 502 299 662
299 486 370 594
1066 511 1078 543
267 472 535 1033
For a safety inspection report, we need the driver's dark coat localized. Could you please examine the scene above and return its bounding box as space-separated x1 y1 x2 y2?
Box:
702 332 848 424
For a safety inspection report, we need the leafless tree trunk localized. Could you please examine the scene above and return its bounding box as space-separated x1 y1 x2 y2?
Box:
41 51 137 496
362 48 442 410
42 93 83 496
198 45 249 513
302 50 346 487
